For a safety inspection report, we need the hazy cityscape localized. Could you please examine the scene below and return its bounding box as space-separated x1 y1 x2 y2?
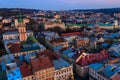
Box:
0 0 120 80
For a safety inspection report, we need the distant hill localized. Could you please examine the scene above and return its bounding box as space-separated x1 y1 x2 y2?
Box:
0 8 120 17
0 8 38 18
73 8 120 15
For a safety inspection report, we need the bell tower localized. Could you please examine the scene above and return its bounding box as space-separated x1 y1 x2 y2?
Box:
18 13 27 41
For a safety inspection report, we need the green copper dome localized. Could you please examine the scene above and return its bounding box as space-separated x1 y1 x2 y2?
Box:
18 13 23 22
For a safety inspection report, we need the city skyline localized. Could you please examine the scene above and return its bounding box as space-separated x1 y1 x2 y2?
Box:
0 0 120 10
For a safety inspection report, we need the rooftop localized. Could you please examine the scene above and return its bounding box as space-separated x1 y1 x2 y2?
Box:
0 71 7 80
53 58 71 70
7 67 22 80
38 50 59 60
104 33 119 39
76 50 109 66
61 32 82 37
111 72 120 80
20 63 33 77
89 63 104 70
3 30 33 35
76 37 90 41
31 56 54 72
7 42 45 53
50 38 67 44
99 65 120 79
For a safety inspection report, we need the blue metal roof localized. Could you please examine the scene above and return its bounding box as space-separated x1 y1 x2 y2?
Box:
24 52 37 62
110 51 120 57
101 43 109 47
62 48 73 55
67 52 75 58
54 45 62 51
99 65 120 78
7 67 22 80
97 22 113 26
89 63 104 71
0 61 6 70
88 24 94 27
19 55 24 62
104 33 119 39
53 58 71 70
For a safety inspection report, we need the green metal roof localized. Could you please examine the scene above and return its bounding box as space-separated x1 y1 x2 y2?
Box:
21 46 40 52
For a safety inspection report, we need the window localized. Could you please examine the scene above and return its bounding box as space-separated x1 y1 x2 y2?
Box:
42 76 44 78
46 74 48 77
28 78 30 80
64 75 66 77
39 76 41 79
56 72 58 75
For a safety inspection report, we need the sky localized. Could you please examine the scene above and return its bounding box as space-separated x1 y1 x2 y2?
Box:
0 0 120 10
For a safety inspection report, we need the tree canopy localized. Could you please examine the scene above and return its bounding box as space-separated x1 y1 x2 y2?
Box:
27 36 37 43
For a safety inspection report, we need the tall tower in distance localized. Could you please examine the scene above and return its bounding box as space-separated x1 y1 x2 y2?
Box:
18 13 27 41
114 20 119 28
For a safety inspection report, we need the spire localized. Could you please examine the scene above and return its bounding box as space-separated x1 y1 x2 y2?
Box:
18 13 23 22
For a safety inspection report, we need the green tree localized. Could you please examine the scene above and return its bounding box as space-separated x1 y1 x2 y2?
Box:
27 36 37 43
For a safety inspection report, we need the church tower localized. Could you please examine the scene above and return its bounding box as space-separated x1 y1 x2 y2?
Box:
18 13 27 41
114 20 119 28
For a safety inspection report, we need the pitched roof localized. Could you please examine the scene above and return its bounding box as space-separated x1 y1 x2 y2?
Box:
20 63 33 77
111 73 120 80
99 65 120 79
38 49 59 60
76 50 109 66
50 38 67 44
7 42 21 53
61 32 82 36
31 56 54 72
53 58 71 70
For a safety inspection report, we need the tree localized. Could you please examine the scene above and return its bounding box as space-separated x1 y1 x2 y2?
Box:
27 36 37 43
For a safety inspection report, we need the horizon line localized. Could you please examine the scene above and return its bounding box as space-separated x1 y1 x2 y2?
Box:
0 7 120 11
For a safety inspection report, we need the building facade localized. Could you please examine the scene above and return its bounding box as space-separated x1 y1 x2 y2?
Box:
53 58 74 80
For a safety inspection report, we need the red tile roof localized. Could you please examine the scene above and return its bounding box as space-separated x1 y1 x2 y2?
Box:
31 56 54 72
7 42 20 53
50 38 67 44
61 32 82 36
20 63 33 77
111 73 120 80
38 50 59 60
76 50 109 66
